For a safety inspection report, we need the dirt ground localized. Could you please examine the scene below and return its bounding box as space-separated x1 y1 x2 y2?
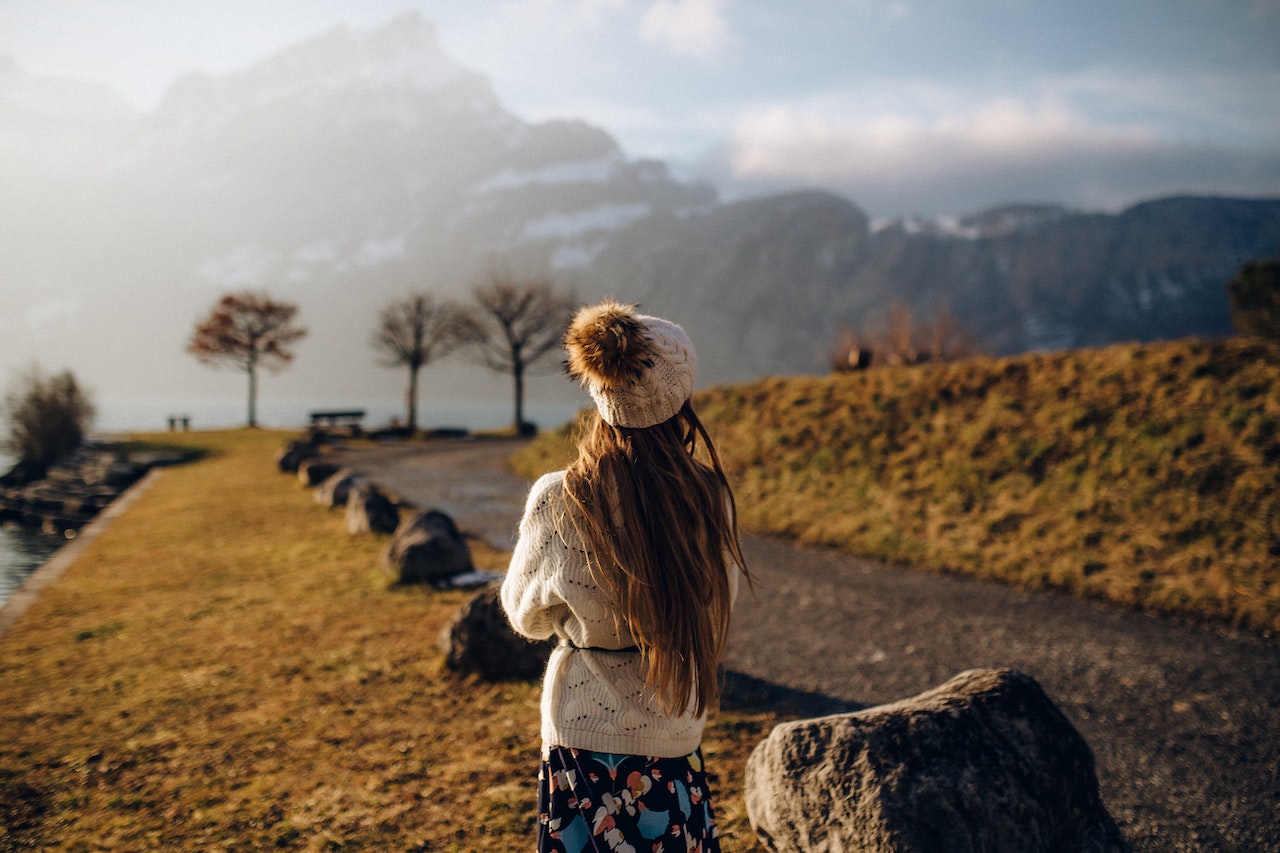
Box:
331 437 1280 853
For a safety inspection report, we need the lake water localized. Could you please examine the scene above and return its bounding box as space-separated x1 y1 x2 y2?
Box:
0 398 578 609
0 449 66 609
0 523 64 609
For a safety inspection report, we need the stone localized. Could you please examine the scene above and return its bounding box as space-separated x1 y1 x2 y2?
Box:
382 508 474 586
0 449 152 536
345 482 400 535
745 668 1128 853
313 468 361 508
438 582 554 680
0 457 45 487
276 439 318 473
298 460 340 487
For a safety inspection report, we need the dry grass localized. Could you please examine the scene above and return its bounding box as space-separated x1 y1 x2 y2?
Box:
515 337 1280 634
10 334 1274 849
0 429 777 851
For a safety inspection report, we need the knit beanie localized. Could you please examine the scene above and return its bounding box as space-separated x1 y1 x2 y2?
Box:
564 300 697 428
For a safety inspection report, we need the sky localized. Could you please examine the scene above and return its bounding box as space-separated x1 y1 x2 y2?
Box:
2 0 1279 218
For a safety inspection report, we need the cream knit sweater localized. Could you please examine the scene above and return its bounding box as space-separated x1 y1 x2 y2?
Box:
500 470 740 758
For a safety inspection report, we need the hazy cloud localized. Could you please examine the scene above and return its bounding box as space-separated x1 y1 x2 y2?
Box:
721 92 1280 215
639 0 730 59
495 0 628 31
1049 68 1280 144
730 96 1156 183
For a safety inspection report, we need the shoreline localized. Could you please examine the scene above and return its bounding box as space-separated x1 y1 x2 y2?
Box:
0 525 62 609
0 469 162 639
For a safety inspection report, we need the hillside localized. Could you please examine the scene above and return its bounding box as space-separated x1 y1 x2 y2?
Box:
515 337 1280 633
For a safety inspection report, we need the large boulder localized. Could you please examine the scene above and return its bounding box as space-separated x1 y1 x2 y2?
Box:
745 668 1128 853
345 482 400 535
298 460 340 487
382 509 474 586
313 468 361 508
438 583 554 680
276 439 319 473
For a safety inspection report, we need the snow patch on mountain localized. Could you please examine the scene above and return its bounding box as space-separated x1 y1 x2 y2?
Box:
519 204 653 241
870 216 981 238
469 153 624 194
197 233 410 287
550 240 610 270
1023 313 1078 351
871 205 1072 239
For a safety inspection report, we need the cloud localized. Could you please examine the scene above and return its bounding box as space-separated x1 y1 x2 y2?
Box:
720 92 1280 215
730 96 1156 183
1050 67 1280 144
494 0 628 31
639 0 730 60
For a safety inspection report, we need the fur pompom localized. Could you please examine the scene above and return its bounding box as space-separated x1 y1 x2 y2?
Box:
564 300 654 390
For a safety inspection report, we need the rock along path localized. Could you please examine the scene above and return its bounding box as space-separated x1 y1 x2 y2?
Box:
331 437 1280 853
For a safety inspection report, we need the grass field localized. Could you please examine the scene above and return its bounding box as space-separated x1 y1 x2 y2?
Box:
0 428 776 851
3 334 1277 850
515 337 1280 635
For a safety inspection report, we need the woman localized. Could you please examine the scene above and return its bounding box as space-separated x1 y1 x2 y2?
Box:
501 300 749 853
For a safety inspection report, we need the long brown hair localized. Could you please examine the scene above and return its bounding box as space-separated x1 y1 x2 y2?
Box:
561 399 748 717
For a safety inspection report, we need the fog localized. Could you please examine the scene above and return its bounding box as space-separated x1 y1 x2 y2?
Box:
3 10 1278 432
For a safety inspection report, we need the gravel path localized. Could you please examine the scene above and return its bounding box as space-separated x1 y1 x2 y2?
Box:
331 437 1280 853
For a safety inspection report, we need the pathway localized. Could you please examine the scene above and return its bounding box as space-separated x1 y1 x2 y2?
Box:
332 437 1280 853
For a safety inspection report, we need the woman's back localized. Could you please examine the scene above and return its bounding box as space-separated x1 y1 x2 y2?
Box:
500 299 745 853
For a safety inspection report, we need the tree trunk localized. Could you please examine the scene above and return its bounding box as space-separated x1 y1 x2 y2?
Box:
407 364 420 432
512 362 525 435
247 362 258 428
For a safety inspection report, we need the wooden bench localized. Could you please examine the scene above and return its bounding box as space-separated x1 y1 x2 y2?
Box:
308 410 366 429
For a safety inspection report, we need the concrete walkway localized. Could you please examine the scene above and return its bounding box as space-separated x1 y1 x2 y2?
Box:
331 437 1280 853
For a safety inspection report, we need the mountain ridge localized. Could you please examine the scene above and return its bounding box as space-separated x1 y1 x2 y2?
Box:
3 11 1278 412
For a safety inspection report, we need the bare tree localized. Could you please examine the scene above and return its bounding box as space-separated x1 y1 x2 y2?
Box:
828 323 872 372
370 293 458 432
861 300 978 367
452 274 576 435
187 291 306 428
881 301 919 366
921 301 977 363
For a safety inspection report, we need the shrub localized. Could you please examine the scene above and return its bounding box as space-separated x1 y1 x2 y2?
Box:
2 367 95 478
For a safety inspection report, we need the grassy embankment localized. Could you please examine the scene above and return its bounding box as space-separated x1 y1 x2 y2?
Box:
515 337 1280 635
0 429 772 851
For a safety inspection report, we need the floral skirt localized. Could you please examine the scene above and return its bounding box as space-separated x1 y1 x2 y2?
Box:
536 746 721 853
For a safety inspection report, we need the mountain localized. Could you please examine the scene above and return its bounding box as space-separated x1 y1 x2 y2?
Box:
2 11 1278 422
0 13 712 411
579 191 1280 379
